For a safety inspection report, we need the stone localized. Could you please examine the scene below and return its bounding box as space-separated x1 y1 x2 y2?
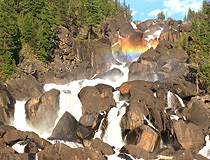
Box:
188 100 210 133
0 148 21 160
3 130 27 146
50 112 78 141
38 143 105 160
0 84 15 124
76 125 94 140
78 86 116 114
6 75 43 101
90 138 114 156
120 144 155 159
172 120 205 152
25 89 60 133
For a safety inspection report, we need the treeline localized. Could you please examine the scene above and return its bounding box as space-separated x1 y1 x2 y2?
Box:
181 0 210 93
0 0 132 82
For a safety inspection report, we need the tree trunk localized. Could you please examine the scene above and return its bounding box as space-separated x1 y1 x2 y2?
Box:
196 54 199 94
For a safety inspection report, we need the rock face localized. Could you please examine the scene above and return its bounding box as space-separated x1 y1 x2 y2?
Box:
6 75 43 101
50 112 79 141
25 89 60 133
0 84 15 124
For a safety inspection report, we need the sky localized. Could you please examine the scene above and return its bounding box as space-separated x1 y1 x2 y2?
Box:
126 0 204 22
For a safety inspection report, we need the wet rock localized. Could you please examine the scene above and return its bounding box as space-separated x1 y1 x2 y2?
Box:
79 114 95 127
78 86 116 114
38 143 105 160
25 89 60 133
3 130 27 146
172 120 205 152
126 125 160 152
76 125 94 140
188 100 210 133
93 68 124 82
120 144 155 159
0 84 15 124
24 141 39 153
90 138 114 156
27 132 51 150
50 112 78 141
6 75 43 101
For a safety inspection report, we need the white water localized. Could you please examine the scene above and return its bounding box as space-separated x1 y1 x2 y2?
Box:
12 141 27 153
199 135 210 158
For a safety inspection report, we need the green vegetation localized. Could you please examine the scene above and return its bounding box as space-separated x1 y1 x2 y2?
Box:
185 0 210 93
158 11 165 20
0 0 132 82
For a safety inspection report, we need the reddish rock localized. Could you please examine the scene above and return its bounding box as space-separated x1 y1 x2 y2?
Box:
172 120 205 152
120 144 155 159
137 125 160 152
126 125 160 152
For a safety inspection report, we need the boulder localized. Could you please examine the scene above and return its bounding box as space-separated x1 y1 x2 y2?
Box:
164 76 197 99
93 68 124 82
172 120 205 152
120 144 155 159
6 75 43 101
0 84 15 124
76 125 94 140
26 132 51 150
0 148 21 160
78 86 116 114
24 141 39 153
188 100 210 133
25 89 60 133
50 112 78 141
126 125 160 152
90 138 114 156
38 143 105 160
3 130 27 146
0 125 16 137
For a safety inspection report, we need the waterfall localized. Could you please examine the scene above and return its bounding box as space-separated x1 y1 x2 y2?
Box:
199 135 210 159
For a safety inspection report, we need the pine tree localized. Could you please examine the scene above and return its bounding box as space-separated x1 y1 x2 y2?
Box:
0 0 21 82
158 11 165 20
36 7 55 62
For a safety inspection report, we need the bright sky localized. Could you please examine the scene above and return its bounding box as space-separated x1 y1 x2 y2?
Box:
126 0 203 22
